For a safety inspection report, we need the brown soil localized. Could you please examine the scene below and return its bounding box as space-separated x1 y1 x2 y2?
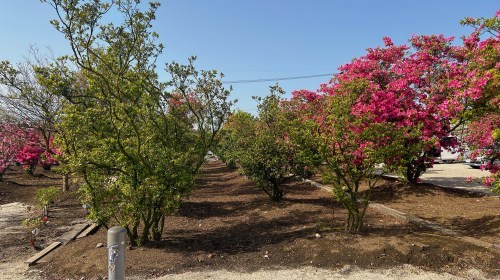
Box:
0 165 86 264
0 165 62 205
0 162 499 280
370 180 500 245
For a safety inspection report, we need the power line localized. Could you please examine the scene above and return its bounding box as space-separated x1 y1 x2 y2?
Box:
222 73 335 84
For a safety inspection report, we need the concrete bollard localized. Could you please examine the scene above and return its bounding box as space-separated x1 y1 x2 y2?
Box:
107 226 126 280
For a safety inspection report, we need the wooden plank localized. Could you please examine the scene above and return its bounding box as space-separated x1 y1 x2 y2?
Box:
25 242 61 265
369 203 410 223
57 223 89 244
370 203 460 236
303 179 331 192
76 223 99 239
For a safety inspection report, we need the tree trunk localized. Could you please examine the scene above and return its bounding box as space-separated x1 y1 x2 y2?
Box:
405 157 427 186
152 214 165 241
345 209 363 232
26 165 35 176
271 185 283 201
127 222 139 247
62 174 70 191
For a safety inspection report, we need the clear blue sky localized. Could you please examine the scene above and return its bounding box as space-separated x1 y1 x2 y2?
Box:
0 1 498 113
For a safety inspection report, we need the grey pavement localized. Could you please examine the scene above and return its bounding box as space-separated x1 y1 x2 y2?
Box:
419 162 496 195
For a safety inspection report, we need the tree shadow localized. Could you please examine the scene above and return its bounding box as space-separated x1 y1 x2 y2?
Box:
369 181 486 204
149 161 460 258
177 199 265 219
152 209 333 255
440 215 499 236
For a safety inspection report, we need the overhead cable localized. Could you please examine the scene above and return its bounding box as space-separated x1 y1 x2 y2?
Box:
222 73 335 84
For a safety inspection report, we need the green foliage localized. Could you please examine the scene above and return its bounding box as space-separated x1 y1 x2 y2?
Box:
22 216 42 231
220 85 313 201
392 127 437 185
35 186 62 216
215 110 256 169
491 175 500 194
43 0 232 246
22 215 42 247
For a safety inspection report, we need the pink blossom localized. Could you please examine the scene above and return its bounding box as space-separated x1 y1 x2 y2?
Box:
383 37 394 47
484 177 495 187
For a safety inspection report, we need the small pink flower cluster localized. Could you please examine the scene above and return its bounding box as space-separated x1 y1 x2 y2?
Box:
484 177 495 187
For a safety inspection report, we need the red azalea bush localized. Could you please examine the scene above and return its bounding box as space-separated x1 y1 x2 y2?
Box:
0 122 23 179
460 11 500 192
0 121 61 177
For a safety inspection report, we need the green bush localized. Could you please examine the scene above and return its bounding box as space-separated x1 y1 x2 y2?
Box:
35 186 62 217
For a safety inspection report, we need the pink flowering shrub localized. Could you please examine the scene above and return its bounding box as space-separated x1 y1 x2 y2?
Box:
14 126 42 174
313 33 490 184
282 10 500 228
0 122 24 179
460 11 500 193
287 77 411 232
39 136 61 170
40 151 58 170
0 122 61 177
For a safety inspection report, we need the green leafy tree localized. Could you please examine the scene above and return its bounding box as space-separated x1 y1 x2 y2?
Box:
215 110 257 169
236 85 312 201
43 0 232 245
166 57 235 171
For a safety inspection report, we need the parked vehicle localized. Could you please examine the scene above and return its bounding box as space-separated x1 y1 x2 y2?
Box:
464 147 499 169
433 136 461 163
465 155 485 169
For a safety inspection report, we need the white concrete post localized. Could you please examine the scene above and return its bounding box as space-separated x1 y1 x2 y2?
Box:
108 226 126 280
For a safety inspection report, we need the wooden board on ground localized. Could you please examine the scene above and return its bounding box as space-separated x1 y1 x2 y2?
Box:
57 223 89 244
76 223 99 239
370 203 458 235
369 203 497 250
25 242 61 265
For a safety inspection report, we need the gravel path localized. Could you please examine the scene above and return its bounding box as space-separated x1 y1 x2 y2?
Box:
0 202 30 237
1 264 494 280
135 265 493 280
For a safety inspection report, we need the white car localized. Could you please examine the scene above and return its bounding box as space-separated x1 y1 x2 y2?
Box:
432 136 462 164
465 148 499 169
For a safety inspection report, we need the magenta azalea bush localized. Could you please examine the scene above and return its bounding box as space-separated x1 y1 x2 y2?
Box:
0 122 60 178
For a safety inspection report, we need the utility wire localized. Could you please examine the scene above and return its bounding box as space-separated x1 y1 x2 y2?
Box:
222 73 335 84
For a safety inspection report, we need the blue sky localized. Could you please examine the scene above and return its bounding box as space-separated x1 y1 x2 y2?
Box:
0 1 498 112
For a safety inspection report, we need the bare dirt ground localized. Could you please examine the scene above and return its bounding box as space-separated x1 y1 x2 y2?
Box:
0 162 499 280
0 166 86 278
370 180 500 245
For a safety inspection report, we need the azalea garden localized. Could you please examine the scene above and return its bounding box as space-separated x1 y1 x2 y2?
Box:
0 1 499 279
